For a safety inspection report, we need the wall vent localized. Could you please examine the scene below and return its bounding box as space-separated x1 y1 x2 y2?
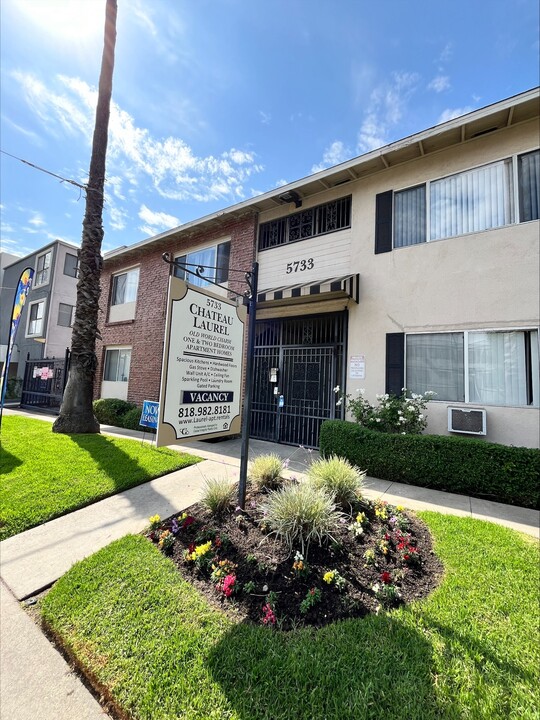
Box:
448 407 487 435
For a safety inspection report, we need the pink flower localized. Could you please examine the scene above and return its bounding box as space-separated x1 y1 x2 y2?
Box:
220 574 236 597
262 603 276 625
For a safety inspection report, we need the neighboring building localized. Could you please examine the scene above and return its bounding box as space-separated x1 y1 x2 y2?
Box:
96 88 539 449
0 240 79 390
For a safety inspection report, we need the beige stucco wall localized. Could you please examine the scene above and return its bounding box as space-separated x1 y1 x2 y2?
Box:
258 119 540 448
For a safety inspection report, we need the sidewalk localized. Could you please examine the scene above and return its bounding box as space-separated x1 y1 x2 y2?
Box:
1 408 539 719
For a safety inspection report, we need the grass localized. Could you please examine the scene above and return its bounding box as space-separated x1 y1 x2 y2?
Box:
0 416 201 540
40 514 539 720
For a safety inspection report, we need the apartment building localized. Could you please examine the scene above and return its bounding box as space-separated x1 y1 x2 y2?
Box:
96 88 539 449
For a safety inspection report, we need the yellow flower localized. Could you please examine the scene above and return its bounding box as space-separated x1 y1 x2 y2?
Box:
323 571 335 584
194 541 212 557
396 505 405 512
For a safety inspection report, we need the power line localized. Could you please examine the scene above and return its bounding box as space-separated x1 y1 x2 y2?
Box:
1 149 104 197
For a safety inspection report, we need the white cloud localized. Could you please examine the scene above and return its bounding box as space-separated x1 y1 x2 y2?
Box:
439 42 453 63
311 141 352 173
138 204 180 232
274 179 288 188
1 115 43 145
357 72 420 153
13 72 265 205
428 75 450 93
28 213 46 227
259 111 271 125
437 106 475 124
109 205 128 231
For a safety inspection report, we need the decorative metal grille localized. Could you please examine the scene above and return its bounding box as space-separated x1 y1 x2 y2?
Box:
21 355 69 411
258 196 351 251
251 313 346 447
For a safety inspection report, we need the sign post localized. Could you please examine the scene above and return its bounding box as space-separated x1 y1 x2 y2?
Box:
159 255 258 509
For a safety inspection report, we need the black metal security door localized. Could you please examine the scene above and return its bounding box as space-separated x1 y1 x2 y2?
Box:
21 352 70 411
251 313 345 448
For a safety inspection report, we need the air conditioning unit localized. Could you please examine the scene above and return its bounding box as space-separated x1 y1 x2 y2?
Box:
448 407 487 436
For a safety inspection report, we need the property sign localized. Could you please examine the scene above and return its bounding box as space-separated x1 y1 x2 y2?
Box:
140 400 159 429
156 277 246 446
350 354 365 380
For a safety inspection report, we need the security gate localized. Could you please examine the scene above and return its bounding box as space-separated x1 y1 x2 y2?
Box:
251 313 346 448
21 352 70 412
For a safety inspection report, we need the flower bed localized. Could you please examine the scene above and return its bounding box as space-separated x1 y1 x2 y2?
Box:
146 494 443 630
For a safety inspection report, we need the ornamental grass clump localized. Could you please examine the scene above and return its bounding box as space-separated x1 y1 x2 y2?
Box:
249 454 284 491
261 481 343 559
200 477 237 516
307 455 365 509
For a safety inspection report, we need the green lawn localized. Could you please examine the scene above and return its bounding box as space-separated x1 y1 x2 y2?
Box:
0 416 201 540
41 514 539 720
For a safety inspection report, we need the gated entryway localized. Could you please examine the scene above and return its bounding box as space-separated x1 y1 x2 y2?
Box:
251 313 346 448
21 351 70 412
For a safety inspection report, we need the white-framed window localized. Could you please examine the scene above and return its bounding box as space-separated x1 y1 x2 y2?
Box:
111 267 139 305
34 251 52 286
27 300 46 337
174 241 230 288
104 347 132 382
57 303 75 327
393 149 539 247
406 329 539 407
63 253 79 278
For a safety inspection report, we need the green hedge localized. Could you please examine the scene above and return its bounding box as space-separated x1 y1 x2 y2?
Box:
92 398 137 426
319 420 540 509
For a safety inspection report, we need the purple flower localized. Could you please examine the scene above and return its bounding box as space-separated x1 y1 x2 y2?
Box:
171 518 179 534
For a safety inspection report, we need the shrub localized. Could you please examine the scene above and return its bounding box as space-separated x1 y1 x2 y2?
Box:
92 398 137 426
337 388 434 434
307 455 365 509
122 406 144 431
261 482 343 559
200 477 237 515
320 420 540 509
6 377 23 400
249 454 284 491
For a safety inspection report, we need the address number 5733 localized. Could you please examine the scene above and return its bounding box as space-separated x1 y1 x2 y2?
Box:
286 258 314 274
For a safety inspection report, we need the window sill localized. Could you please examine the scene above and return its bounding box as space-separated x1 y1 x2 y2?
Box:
105 319 135 327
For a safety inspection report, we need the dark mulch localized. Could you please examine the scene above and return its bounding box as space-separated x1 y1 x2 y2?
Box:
146 490 444 631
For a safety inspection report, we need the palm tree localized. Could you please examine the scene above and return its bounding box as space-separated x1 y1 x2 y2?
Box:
53 0 117 434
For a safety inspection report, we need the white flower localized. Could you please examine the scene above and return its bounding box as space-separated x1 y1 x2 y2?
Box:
372 583 380 593
398 410 403 416
407 405 414 412
375 418 381 423
336 399 342 407
418 414 424 419
333 385 340 393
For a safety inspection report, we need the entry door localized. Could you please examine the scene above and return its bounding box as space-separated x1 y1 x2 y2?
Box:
278 346 335 447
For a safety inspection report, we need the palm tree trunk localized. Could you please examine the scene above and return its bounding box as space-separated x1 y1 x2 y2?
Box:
53 0 117 434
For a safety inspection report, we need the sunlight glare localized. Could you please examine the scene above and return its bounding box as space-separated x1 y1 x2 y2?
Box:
16 0 105 42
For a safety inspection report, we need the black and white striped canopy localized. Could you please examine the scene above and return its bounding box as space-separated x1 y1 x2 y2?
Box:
257 274 359 305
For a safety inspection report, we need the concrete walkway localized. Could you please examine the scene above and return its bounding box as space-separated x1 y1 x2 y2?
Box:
1 408 538 719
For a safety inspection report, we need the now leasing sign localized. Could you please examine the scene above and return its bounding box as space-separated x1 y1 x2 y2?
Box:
156 276 246 446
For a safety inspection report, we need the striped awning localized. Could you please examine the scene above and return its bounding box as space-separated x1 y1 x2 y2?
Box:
257 274 359 305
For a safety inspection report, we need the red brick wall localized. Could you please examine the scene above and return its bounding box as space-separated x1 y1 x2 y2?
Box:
95 213 257 406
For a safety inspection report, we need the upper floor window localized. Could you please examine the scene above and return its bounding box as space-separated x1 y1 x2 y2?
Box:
259 196 351 251
27 300 45 336
63 253 79 278
35 251 51 286
112 267 139 306
518 149 540 222
174 241 230 288
379 150 540 252
58 303 75 327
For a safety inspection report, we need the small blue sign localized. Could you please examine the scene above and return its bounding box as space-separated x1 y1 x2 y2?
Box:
278 395 284 408
140 400 159 429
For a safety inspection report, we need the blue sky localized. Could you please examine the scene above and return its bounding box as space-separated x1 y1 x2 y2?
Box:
1 0 538 259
